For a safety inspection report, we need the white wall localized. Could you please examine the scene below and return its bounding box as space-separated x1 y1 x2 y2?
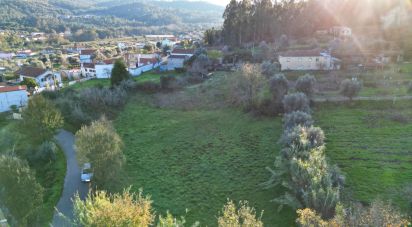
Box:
167 58 185 71
129 63 160 77
95 64 114 79
0 90 28 112
279 56 332 71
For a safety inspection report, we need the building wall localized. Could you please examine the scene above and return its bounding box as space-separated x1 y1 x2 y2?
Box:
80 55 92 63
167 58 185 71
95 64 114 79
0 90 28 112
279 56 332 71
129 63 160 77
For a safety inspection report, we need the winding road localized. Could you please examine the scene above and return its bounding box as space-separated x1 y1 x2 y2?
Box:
52 130 88 227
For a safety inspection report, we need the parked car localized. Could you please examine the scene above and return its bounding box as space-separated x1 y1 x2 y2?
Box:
81 163 93 182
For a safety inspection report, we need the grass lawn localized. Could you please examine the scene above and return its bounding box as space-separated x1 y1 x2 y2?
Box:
315 100 412 211
400 63 412 73
68 70 184 90
114 96 295 226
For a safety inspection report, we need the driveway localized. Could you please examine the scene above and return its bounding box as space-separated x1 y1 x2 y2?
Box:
52 130 88 226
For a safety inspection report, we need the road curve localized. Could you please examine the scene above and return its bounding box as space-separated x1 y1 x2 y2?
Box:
52 130 88 227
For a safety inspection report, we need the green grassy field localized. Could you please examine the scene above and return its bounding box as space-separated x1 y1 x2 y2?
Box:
315 101 412 211
114 96 294 226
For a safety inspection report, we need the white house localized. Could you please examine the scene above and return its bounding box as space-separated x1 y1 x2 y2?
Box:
79 49 96 63
278 49 341 71
15 66 62 88
0 85 28 112
80 63 96 77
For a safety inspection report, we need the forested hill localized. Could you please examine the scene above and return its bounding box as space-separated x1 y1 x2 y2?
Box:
0 0 224 37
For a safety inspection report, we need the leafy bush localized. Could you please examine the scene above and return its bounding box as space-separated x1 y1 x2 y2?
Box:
174 67 187 73
135 81 162 93
340 79 362 100
32 141 58 162
218 200 263 227
280 126 325 150
269 74 289 103
295 74 316 97
283 93 310 113
283 111 314 130
80 87 128 110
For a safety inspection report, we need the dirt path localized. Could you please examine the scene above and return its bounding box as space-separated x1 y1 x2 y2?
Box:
52 130 88 226
314 95 412 103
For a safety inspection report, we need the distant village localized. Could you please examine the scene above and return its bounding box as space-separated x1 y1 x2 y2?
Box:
0 26 405 113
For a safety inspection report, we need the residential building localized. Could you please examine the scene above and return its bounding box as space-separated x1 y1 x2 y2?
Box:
278 49 341 71
79 49 96 63
0 85 28 112
95 63 114 79
15 66 61 88
171 48 194 57
80 63 96 77
167 55 188 71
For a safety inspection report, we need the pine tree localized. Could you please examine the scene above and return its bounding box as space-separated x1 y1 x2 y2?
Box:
111 59 131 86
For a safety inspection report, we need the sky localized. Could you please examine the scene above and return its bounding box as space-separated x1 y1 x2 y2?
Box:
202 0 230 6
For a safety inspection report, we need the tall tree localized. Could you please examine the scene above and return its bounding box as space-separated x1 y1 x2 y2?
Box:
111 59 131 86
75 117 125 189
0 155 44 226
21 95 64 143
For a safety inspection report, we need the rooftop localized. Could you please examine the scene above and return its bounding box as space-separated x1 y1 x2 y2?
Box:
0 85 27 93
15 66 48 78
279 49 323 57
80 49 96 55
172 49 195 55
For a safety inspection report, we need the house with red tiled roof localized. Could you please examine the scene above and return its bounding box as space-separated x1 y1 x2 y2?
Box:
15 66 62 88
0 85 28 112
278 49 341 71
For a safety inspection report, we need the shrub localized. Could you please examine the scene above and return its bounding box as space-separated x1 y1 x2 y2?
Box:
340 79 362 101
295 74 316 98
73 189 154 227
261 61 279 78
80 87 128 110
283 93 310 113
283 111 314 130
228 64 265 110
269 74 289 103
174 67 187 73
136 81 162 93
218 200 263 227
32 141 58 162
280 126 325 151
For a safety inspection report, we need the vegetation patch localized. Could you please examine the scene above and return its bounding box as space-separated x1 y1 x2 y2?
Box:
114 96 294 226
315 100 412 212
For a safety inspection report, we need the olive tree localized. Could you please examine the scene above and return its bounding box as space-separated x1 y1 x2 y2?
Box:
73 189 154 227
295 74 316 98
282 93 310 113
75 117 125 189
269 74 289 103
283 111 314 130
261 61 279 78
0 155 43 226
340 79 362 101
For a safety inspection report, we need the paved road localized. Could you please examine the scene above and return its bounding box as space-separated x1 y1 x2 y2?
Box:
52 130 88 227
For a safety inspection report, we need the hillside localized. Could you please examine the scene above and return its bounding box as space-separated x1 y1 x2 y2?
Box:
0 0 224 36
